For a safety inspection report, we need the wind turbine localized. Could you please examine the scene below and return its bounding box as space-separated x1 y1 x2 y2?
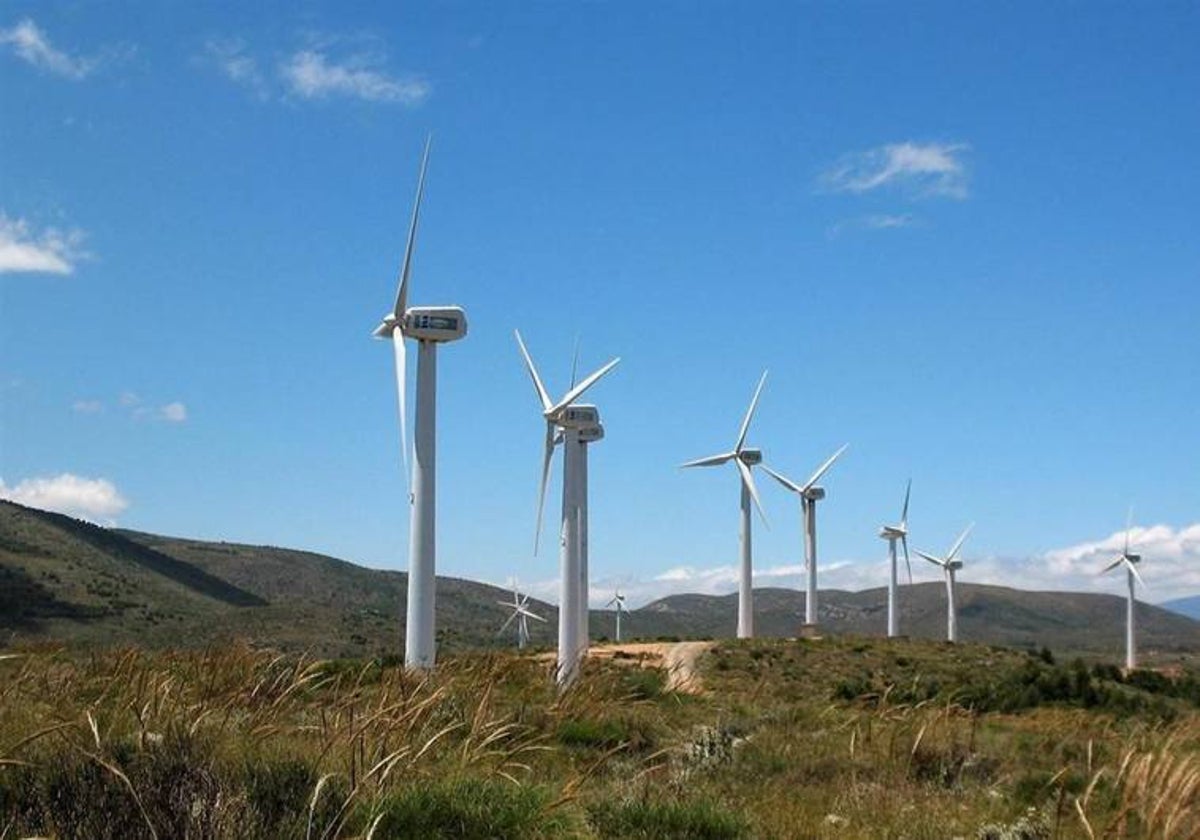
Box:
606 587 626 643
762 444 849 631
497 583 546 649
373 137 468 670
878 480 912 638
514 330 619 687
1100 510 1146 671
681 371 769 639
566 342 606 657
916 524 973 643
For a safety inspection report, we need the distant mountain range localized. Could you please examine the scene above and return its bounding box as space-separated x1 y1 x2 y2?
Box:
1161 595 1200 621
4 499 1200 664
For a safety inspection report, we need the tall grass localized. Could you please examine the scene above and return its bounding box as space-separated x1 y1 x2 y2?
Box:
4 637 1200 838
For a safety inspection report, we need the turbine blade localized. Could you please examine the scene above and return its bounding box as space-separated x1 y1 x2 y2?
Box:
1127 560 1146 590
902 534 912 584
514 330 553 412
680 452 735 468
802 443 849 492
900 479 911 529
498 610 518 635
1100 556 1125 575
760 464 802 493
534 420 556 555
392 135 431 317
736 459 768 528
391 328 410 491
569 335 580 388
523 609 547 623
1124 506 1134 557
733 370 768 453
946 523 975 562
549 357 620 415
916 550 944 567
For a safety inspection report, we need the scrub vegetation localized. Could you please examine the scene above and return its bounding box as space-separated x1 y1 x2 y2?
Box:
4 637 1200 838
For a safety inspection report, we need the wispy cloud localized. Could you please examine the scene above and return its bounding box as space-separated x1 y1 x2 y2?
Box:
79 392 188 423
513 522 1200 610
160 401 188 423
202 37 267 98
827 213 919 237
821 141 970 199
279 49 429 104
0 213 87 275
71 400 103 415
0 18 94 78
0 473 129 522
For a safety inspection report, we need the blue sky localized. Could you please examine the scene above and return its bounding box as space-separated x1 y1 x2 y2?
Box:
2 3 1198 608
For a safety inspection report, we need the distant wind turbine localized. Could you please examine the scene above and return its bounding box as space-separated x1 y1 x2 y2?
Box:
372 137 468 670
498 583 546 649
1101 509 1146 671
762 444 848 631
878 480 912 638
916 524 974 643
514 330 619 687
606 588 626 643
681 371 769 639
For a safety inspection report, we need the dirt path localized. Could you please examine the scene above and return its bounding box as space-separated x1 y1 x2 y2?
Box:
586 640 714 693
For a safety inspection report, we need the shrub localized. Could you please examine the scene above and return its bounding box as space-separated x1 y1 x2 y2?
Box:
587 797 747 839
365 778 573 839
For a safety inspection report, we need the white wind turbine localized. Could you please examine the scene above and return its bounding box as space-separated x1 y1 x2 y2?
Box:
1100 510 1146 671
681 371 769 639
916 524 974 643
606 587 626 643
878 480 912 638
565 344 606 658
498 583 546 650
515 330 619 687
373 137 468 670
762 444 848 631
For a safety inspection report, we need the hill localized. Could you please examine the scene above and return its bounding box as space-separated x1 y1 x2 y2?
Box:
1163 594 1200 620
4 499 1200 664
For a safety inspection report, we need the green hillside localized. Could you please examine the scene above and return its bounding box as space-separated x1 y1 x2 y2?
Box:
4 499 1199 666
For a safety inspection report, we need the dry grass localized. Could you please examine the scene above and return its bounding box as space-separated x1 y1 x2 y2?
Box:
3 638 1200 838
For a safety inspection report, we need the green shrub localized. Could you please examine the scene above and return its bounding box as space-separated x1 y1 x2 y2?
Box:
364 778 571 839
588 797 747 839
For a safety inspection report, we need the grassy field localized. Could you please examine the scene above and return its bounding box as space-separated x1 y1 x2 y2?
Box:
4 636 1200 838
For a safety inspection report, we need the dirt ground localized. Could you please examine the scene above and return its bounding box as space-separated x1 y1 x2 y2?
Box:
584 640 714 693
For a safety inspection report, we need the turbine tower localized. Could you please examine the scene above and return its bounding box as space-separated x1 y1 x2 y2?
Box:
916 524 974 643
681 371 769 639
576 413 604 655
762 444 848 631
373 137 468 670
515 330 618 687
606 587 626 643
1100 510 1145 671
498 583 546 649
878 480 912 638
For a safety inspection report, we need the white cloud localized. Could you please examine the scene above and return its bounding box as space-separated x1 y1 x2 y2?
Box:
0 473 129 522
0 213 86 275
71 399 103 414
821 142 969 199
118 391 141 408
202 38 267 97
160 402 187 423
0 18 96 79
280 49 429 104
511 523 1200 611
827 213 919 237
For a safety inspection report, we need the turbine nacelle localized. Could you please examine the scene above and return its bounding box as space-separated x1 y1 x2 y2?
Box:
578 423 605 443
802 486 826 501
376 306 468 342
879 525 906 540
1126 553 1142 564
738 448 763 466
946 560 963 571
557 404 600 429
